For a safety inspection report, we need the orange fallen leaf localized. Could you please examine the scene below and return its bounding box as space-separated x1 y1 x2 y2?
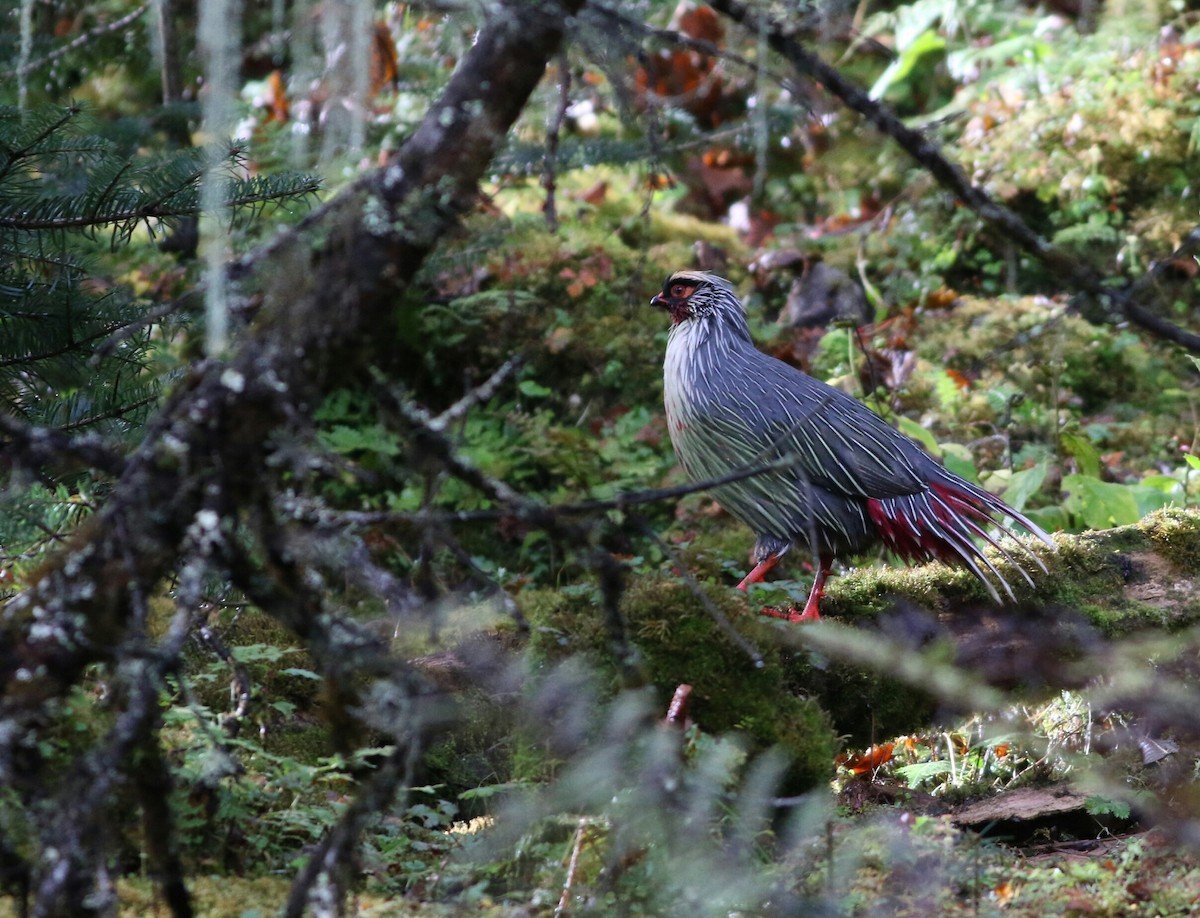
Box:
945 368 973 392
840 743 895 775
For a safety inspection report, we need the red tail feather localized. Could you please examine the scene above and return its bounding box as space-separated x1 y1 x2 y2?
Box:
867 482 1022 564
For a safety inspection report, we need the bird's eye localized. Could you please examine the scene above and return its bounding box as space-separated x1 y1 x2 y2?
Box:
670 284 691 298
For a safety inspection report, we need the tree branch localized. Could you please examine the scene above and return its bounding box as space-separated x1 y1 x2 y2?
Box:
0 0 582 718
0 414 126 477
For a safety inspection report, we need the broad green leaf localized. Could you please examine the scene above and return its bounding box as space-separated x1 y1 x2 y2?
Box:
1141 474 1184 494
459 781 533 800
280 667 321 680
940 442 979 484
1185 453 1200 471
946 35 1052 82
1025 505 1069 533
1001 460 1048 512
1131 485 1172 517
1062 474 1141 529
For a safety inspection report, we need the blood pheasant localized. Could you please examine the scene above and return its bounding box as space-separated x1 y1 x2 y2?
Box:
651 270 1054 621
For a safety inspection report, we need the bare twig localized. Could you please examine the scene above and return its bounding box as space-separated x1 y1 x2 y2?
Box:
555 816 591 918
92 291 203 362
133 732 194 918
432 354 525 431
6 3 153 79
32 600 196 916
665 683 693 725
195 622 254 736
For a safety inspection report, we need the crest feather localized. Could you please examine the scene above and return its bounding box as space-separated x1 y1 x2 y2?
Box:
665 270 734 292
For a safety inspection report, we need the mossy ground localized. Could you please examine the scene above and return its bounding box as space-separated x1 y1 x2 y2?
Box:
519 577 838 791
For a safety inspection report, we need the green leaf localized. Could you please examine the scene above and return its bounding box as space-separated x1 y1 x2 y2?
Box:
896 760 952 788
897 415 941 456
869 29 947 100
518 379 552 398
1061 474 1141 529
940 442 979 484
1060 431 1101 479
1141 474 1184 494
231 643 295 663
1185 453 1200 471
459 781 532 800
933 370 965 412
1131 485 1172 518
1000 461 1049 512
1025 505 1070 533
1084 795 1131 820
280 667 321 680
320 424 402 457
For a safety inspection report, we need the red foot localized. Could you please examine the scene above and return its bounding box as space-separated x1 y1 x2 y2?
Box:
759 605 821 623
736 551 784 592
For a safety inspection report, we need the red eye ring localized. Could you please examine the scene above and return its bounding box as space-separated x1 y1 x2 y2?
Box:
670 284 687 297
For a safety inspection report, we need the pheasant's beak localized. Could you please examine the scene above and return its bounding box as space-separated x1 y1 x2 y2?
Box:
649 292 666 308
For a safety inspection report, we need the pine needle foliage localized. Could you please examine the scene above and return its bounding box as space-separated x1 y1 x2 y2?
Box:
0 103 319 434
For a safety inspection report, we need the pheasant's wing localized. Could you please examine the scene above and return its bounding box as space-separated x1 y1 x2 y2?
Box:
708 347 936 500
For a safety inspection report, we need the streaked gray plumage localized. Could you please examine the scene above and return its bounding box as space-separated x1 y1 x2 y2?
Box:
650 270 1055 621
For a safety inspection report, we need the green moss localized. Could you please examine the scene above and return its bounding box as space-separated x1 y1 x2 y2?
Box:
422 693 518 797
1025 509 1200 634
1041 530 1134 612
520 575 960 787
1141 506 1200 572
259 720 334 762
518 578 838 790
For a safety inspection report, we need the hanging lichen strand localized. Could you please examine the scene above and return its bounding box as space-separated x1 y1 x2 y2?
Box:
198 0 242 355
318 0 373 161
17 0 33 109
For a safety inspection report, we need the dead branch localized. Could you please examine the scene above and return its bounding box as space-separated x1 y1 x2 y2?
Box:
0 0 583 718
0 2 584 912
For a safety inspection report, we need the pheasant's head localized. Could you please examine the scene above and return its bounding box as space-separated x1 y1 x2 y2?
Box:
650 270 737 325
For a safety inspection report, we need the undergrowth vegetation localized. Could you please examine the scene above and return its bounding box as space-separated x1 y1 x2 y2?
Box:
3 0 1200 914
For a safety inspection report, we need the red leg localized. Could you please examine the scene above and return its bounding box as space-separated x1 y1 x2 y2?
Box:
742 552 832 624
792 555 832 622
736 551 784 592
